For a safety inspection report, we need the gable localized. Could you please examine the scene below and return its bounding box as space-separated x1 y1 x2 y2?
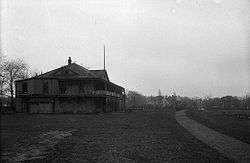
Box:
53 67 79 76
36 63 97 79
68 63 97 78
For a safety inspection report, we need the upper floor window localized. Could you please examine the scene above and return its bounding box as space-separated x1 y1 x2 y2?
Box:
59 81 66 94
22 83 28 93
43 82 49 94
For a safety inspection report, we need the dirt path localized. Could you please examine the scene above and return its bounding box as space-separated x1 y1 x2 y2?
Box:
176 110 250 162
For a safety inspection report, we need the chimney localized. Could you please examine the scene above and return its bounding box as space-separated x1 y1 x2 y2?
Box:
68 57 72 65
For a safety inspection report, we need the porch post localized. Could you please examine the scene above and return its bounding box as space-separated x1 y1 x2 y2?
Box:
104 82 107 112
123 89 126 111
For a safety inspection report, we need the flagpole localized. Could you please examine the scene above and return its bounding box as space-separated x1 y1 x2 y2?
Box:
104 44 106 70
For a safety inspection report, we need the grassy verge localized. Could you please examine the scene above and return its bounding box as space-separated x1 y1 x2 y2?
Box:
1 111 232 162
186 109 250 144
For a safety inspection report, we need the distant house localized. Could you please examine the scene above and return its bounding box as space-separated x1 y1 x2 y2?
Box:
15 57 125 113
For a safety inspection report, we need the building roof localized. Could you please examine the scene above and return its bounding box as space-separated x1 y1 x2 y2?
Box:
32 63 110 82
16 61 114 82
15 58 124 89
35 63 98 79
90 70 109 81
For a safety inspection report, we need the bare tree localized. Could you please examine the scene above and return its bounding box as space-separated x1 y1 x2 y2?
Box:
0 57 29 110
246 94 250 110
126 90 146 108
0 55 7 95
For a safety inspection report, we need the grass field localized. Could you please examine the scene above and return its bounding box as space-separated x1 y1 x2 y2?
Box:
186 109 250 144
1 111 232 162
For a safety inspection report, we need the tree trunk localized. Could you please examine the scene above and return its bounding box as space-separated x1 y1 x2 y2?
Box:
0 79 3 95
10 76 15 112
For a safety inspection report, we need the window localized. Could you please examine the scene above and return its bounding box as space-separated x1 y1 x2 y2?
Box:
43 82 49 94
22 83 28 93
59 81 66 94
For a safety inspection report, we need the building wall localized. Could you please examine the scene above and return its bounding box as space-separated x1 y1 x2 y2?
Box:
15 97 23 112
59 81 95 95
15 82 23 95
16 79 59 95
30 102 52 113
15 78 125 113
105 97 124 112
55 98 98 113
16 96 124 113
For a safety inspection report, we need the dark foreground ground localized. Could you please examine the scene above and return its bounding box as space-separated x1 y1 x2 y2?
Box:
1 110 232 162
187 109 250 144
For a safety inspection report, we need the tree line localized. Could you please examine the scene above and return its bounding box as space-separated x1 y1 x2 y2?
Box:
126 90 250 110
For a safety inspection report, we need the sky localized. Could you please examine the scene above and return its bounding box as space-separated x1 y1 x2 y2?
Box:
1 0 250 97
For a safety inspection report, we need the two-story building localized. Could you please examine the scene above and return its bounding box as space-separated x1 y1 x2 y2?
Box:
15 57 125 113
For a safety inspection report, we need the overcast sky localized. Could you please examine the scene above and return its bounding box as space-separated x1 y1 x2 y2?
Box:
1 0 250 97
